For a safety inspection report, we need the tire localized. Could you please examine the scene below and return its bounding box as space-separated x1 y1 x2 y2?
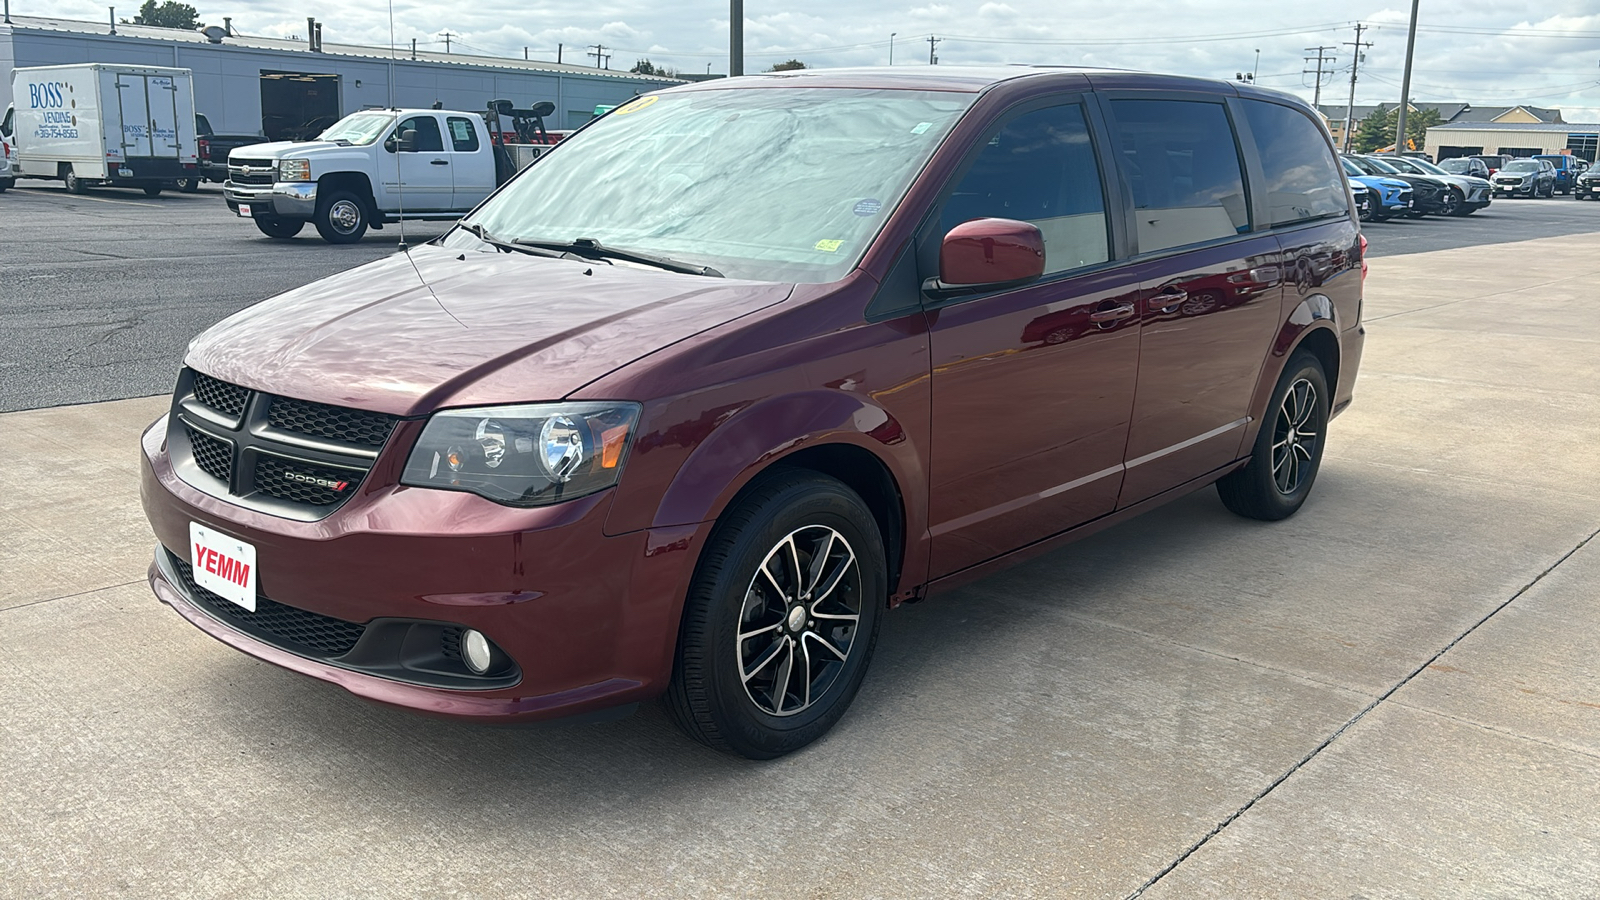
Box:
0 178 12 193
254 217 305 239
175 177 199 193
1216 350 1330 521
313 190 369 243
1439 189 1462 217
63 168 87 194
666 469 886 759
142 185 163 197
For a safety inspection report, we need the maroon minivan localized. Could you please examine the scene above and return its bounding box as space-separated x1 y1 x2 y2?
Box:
141 67 1365 758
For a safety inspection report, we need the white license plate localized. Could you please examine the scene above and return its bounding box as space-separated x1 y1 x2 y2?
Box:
190 522 257 611
118 166 133 177
237 203 253 217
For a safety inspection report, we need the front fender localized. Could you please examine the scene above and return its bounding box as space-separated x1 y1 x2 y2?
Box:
646 389 922 531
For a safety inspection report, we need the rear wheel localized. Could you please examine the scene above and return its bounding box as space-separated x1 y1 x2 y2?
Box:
1217 350 1330 521
63 167 87 194
142 185 163 197
0 178 12 193
254 217 305 239
314 190 369 243
666 470 885 759
175 177 200 193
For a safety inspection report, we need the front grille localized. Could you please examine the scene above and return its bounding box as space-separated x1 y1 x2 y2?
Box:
171 369 397 520
192 371 248 419
254 456 363 507
171 553 366 656
229 158 275 186
268 396 396 447
185 424 233 482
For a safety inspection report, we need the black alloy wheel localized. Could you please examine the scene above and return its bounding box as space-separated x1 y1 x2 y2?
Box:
667 470 885 759
1217 350 1330 521
1438 189 1462 216
254 217 305 239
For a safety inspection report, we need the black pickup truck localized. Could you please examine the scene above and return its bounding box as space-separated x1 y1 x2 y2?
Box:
180 114 265 192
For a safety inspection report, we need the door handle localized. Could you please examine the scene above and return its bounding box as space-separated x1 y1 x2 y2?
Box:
1147 289 1188 313
1088 303 1137 323
430 159 449 166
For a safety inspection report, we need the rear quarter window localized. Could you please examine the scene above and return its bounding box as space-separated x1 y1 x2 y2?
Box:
447 117 480 152
1239 99 1348 227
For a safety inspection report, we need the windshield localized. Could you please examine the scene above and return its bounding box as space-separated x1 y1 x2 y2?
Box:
316 112 396 146
1340 157 1365 177
1403 157 1451 176
1359 156 1402 174
1504 161 1540 173
1440 159 1472 173
1380 157 1422 174
453 87 973 282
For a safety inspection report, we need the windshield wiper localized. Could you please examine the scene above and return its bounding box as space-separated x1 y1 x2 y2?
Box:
513 237 724 278
460 223 562 258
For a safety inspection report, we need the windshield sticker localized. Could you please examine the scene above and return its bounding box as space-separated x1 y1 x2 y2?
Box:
852 198 883 217
814 239 845 253
614 96 659 115
911 122 933 135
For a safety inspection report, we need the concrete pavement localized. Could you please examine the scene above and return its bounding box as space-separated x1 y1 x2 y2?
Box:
1 232 1597 898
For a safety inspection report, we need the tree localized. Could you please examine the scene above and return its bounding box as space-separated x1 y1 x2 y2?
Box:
629 58 679 78
132 0 203 29
768 59 807 71
1352 105 1444 153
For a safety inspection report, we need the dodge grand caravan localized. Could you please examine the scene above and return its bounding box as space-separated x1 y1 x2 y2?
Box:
141 67 1366 759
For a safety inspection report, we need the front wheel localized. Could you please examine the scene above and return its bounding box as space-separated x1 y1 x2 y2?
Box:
254 217 305 239
1217 351 1330 521
666 470 885 759
142 185 163 197
1439 189 1462 216
313 190 369 243
175 177 200 193
63 168 87 194
0 178 12 193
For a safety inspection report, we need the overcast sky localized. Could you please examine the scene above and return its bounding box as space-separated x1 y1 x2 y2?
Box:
50 0 1600 120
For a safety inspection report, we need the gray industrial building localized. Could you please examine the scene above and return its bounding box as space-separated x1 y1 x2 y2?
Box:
1 13 681 138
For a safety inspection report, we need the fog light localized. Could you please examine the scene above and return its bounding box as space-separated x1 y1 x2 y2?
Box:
462 629 495 674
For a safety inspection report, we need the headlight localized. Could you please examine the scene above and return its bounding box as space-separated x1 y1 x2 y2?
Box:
401 402 642 506
279 158 311 182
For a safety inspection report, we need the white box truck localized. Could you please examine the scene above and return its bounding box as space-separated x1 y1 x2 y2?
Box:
2 64 201 196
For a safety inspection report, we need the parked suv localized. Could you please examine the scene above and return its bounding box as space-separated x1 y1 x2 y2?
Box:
1532 154 1581 195
1439 157 1491 179
1492 158 1557 198
141 68 1365 758
1347 154 1450 216
1575 164 1600 200
1375 153 1492 216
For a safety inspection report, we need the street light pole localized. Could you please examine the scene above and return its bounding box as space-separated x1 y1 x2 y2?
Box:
730 0 744 77
1394 0 1421 152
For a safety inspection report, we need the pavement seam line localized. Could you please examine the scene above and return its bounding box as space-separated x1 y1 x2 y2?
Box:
0 579 145 614
1123 522 1600 899
1386 701 1600 764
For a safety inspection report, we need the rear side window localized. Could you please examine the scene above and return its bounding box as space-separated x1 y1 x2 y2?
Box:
397 116 445 153
1108 99 1249 253
939 102 1109 275
447 117 480 152
1240 100 1348 226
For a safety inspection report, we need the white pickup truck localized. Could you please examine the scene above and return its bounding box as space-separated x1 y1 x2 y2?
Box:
224 108 497 243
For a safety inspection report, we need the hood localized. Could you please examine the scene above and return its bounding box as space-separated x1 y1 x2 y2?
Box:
186 244 794 416
227 140 343 160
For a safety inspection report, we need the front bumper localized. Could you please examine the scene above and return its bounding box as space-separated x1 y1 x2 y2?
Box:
1577 180 1600 196
140 414 710 722
1492 180 1537 196
223 180 318 218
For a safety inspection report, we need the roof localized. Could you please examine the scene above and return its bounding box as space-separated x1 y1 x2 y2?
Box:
2 14 682 83
1451 105 1563 124
1317 102 1565 125
1430 122 1600 133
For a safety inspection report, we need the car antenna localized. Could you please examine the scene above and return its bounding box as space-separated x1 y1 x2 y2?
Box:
386 0 408 252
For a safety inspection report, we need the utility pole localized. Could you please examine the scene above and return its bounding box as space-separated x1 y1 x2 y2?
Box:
410 37 417 60
1342 22 1373 152
730 0 744 76
1303 45 1336 108
557 43 563 64
1394 0 1422 152
439 30 455 54
889 32 896 66
928 34 941 65
1252 48 1260 82
589 43 610 69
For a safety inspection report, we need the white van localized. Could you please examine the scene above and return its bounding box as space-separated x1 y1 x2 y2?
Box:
3 64 201 196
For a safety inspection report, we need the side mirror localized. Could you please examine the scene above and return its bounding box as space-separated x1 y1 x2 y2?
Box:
926 218 1046 295
383 136 396 153
397 128 417 153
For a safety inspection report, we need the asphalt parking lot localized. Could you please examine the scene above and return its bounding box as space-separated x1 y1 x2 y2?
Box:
2 183 1600 897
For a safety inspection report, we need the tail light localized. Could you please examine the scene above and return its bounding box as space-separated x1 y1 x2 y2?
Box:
1358 234 1368 282
197 137 210 160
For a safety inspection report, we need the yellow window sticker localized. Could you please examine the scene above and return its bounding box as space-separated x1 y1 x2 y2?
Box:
814 239 844 252
614 96 659 115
